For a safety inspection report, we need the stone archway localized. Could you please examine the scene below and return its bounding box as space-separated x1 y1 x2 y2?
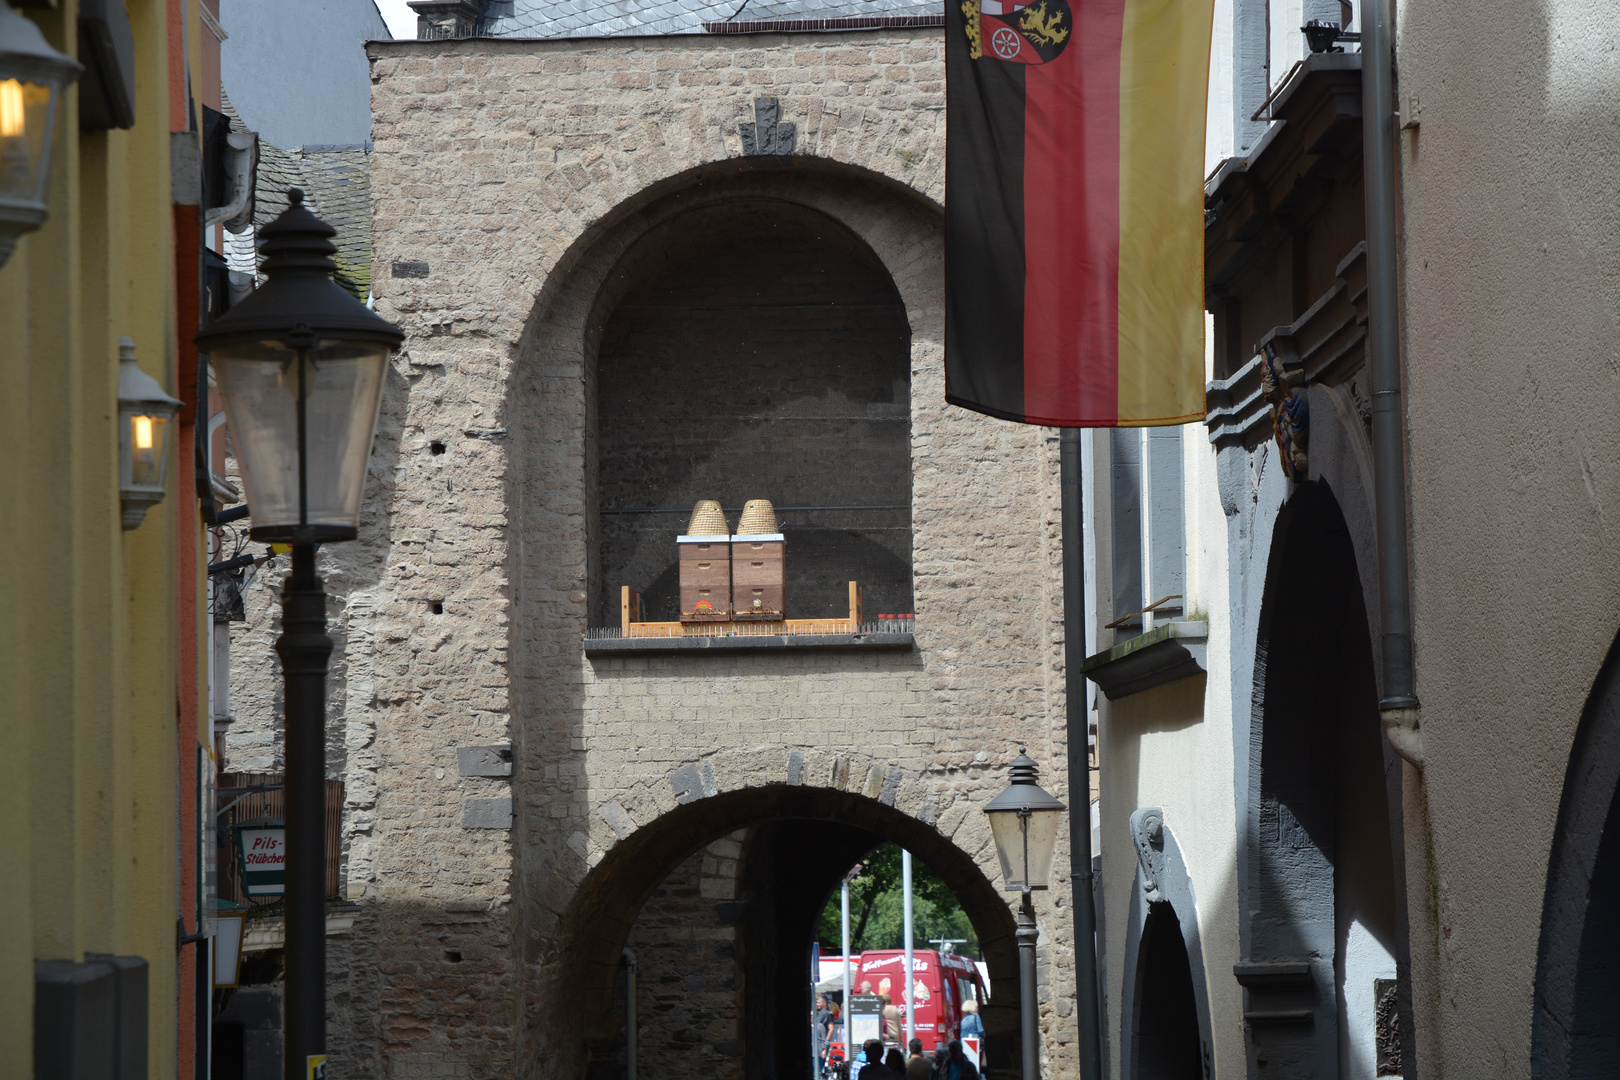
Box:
1535 627 1620 1079
1240 481 1405 1080
548 783 1020 1080
1119 810 1213 1080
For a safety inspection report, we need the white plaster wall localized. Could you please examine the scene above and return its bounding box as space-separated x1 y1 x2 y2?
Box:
1093 415 1243 1080
1394 0 1620 1073
220 0 389 148
1340 918 1396 1080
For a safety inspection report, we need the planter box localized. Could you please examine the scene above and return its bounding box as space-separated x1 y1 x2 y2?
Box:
678 535 733 621
730 533 784 620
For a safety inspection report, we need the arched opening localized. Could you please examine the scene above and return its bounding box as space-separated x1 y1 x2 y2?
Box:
1535 629 1620 1079
588 197 914 626
546 787 1019 1080
1135 903 1202 1079
1244 481 1405 1078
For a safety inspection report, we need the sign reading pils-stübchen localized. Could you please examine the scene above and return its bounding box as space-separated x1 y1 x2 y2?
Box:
960 0 1071 65
234 818 287 897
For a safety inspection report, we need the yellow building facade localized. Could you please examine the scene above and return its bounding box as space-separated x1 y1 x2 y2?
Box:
0 0 213 1073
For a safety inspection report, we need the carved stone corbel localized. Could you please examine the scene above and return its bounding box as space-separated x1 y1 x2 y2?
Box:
1130 807 1167 901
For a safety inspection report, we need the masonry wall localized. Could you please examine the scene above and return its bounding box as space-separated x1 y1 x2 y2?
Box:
230 29 1085 1079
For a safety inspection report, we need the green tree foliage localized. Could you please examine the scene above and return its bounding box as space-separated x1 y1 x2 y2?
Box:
815 843 980 959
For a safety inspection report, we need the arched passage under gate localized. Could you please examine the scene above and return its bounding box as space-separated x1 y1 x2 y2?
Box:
547 785 1021 1080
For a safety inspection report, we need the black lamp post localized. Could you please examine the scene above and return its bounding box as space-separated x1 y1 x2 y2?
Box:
196 188 402 1080
984 750 1066 1080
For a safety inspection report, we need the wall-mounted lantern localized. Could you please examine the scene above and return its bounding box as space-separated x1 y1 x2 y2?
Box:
0 1 80 267
117 337 183 530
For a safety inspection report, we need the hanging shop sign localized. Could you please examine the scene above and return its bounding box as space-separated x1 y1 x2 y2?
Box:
232 816 286 896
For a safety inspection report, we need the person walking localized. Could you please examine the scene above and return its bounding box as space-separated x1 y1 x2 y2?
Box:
905 1038 932 1080
880 996 901 1048
942 1041 981 1080
884 1047 908 1078
816 994 835 1076
857 1041 889 1080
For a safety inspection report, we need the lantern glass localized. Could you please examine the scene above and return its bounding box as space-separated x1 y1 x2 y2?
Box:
0 76 49 200
987 805 1063 891
125 409 169 488
212 337 389 537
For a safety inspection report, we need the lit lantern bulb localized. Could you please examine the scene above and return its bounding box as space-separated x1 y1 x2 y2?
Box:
133 414 153 450
0 80 24 139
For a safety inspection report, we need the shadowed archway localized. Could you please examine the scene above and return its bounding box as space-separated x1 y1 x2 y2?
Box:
1535 627 1620 1079
1241 481 1408 1079
546 785 1020 1080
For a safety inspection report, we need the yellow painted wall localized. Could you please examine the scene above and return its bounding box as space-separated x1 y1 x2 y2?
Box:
0 0 188 1073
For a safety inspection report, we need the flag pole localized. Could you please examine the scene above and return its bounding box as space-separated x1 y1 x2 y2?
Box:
1061 427 1103 1080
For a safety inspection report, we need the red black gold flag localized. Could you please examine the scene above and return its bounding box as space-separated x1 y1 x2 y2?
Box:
944 0 1214 427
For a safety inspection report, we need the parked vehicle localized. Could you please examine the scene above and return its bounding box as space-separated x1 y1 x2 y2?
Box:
851 949 987 1053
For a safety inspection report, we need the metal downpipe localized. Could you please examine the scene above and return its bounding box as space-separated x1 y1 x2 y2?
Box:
1362 0 1423 766
1060 427 1105 1078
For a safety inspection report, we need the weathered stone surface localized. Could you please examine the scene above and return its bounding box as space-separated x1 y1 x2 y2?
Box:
223 27 1080 1080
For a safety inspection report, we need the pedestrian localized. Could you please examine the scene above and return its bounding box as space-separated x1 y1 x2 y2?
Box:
930 1045 949 1080
906 1037 932 1080
816 994 835 1075
958 1000 984 1043
857 1040 889 1080
880 996 900 1046
943 1040 981 1080
884 1047 907 1078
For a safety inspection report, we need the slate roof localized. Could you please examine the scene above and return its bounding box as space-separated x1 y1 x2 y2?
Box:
477 0 937 39
223 93 376 301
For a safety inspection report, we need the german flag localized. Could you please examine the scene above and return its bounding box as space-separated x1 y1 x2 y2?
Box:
944 0 1213 427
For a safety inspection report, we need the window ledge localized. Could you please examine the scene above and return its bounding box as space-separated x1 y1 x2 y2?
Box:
1080 621 1207 700
584 632 915 656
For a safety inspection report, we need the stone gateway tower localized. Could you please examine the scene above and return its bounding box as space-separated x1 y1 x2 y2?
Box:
229 8 1085 1078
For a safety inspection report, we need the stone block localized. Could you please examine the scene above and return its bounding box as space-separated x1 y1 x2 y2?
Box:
461 797 513 829
456 744 513 777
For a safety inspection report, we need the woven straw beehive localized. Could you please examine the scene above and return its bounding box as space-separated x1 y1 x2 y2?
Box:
686 499 730 536
737 499 779 535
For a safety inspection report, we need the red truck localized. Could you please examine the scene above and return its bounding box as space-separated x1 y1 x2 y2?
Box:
853 949 987 1053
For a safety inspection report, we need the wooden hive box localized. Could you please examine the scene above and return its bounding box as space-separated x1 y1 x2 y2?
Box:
730 531 785 620
678 535 732 622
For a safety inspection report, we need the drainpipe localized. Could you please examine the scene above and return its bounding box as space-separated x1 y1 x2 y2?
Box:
1362 0 1423 766
1060 427 1105 1079
624 949 638 1080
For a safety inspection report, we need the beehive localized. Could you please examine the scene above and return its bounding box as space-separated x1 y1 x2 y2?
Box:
731 500 784 620
679 501 733 622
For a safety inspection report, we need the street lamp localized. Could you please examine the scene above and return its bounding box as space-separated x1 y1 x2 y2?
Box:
0 1 80 267
984 750 1066 1080
117 337 183 530
195 188 402 1080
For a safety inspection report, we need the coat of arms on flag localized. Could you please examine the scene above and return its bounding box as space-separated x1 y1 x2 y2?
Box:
961 0 1072 65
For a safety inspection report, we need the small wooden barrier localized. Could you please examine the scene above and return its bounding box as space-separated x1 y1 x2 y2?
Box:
622 582 862 638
